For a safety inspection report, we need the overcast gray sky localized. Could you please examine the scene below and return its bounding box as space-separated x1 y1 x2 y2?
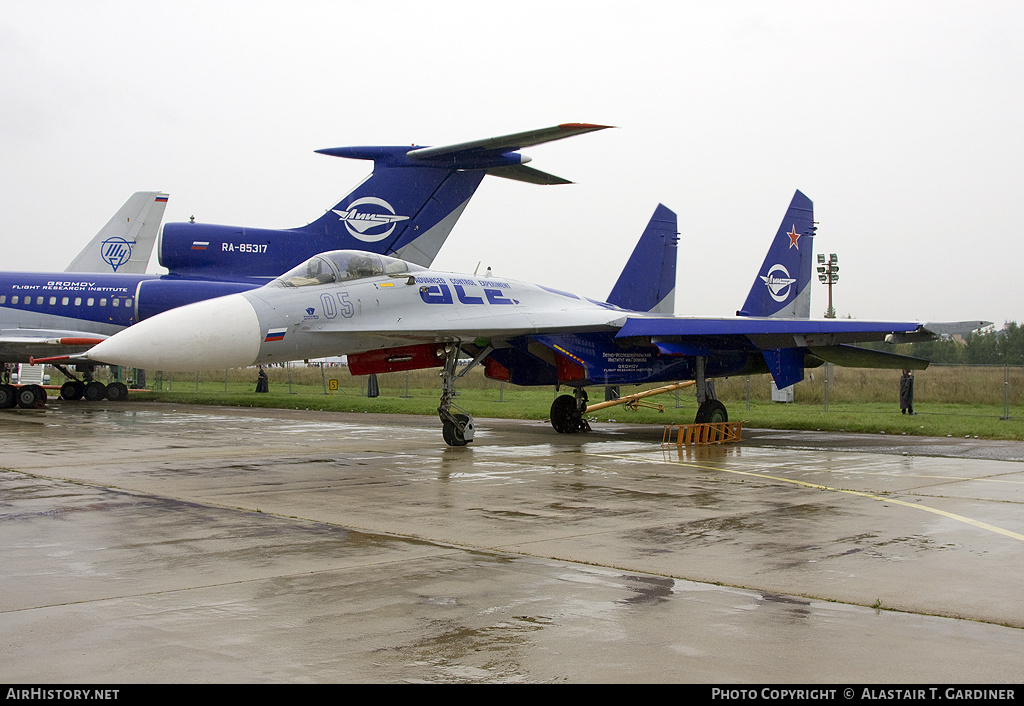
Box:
2 1 1021 327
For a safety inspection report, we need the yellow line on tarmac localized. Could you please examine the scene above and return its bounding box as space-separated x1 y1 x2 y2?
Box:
592 452 1024 544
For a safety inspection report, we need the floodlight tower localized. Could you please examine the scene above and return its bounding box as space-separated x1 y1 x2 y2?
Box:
817 253 839 319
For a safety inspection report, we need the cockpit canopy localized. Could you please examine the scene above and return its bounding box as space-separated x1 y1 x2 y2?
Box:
273 250 423 288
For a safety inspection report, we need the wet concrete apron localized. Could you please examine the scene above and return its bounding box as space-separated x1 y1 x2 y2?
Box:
2 403 1022 682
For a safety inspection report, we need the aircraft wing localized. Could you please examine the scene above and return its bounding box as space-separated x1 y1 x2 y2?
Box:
1 329 108 363
616 316 926 347
617 317 991 347
615 316 986 388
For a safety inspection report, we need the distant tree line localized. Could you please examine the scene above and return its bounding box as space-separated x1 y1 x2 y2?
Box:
886 321 1024 365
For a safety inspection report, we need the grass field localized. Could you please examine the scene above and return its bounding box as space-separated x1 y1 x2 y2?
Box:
102 363 1024 441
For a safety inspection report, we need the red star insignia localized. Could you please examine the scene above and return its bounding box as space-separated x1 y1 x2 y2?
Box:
787 226 800 249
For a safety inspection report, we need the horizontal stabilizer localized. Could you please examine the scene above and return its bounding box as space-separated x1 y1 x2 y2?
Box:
807 344 929 370
407 123 612 161
486 165 574 185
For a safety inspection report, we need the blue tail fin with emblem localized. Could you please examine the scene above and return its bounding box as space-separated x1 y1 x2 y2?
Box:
606 204 678 313
159 123 611 282
737 190 815 318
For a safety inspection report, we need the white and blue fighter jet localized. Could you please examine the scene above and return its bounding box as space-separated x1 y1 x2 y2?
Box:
69 191 988 445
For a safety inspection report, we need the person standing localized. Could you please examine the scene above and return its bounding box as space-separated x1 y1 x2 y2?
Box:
899 369 914 415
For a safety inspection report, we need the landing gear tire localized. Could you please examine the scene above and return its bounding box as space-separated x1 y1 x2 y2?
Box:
0 384 18 409
17 385 46 409
550 394 591 434
84 381 107 402
442 413 472 447
550 395 578 433
695 399 728 424
105 382 129 401
61 381 85 401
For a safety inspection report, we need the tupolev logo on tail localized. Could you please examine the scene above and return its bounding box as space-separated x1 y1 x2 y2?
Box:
761 263 797 302
333 197 410 243
100 237 133 272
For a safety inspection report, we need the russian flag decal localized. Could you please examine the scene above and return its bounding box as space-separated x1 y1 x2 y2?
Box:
264 328 287 342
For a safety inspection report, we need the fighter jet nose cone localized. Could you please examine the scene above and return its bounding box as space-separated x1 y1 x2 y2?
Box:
86 294 262 371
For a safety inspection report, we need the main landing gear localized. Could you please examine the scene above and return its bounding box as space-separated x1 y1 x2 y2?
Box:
0 384 48 409
549 388 592 434
694 399 728 423
546 356 729 434
54 363 128 402
693 356 728 424
0 365 131 410
437 343 492 447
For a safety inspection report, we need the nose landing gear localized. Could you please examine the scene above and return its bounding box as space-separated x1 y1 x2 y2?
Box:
437 343 492 446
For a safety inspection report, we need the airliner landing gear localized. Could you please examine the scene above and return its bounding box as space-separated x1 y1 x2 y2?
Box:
437 343 491 446
84 381 107 401
16 385 46 409
550 388 591 433
105 382 128 401
60 381 85 400
53 364 129 402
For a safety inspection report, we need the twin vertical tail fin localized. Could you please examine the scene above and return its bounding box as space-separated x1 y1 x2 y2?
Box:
65 192 169 274
737 190 815 318
606 204 678 313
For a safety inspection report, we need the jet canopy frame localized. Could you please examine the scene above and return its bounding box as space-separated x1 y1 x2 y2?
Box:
274 250 424 288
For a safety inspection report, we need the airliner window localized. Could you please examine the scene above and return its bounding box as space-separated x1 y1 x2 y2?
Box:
278 256 338 288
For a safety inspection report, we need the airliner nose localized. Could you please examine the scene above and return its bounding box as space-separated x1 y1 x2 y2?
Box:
86 294 262 371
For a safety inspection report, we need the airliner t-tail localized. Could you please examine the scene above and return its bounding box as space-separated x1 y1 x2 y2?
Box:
69 190 988 444
0 123 609 408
